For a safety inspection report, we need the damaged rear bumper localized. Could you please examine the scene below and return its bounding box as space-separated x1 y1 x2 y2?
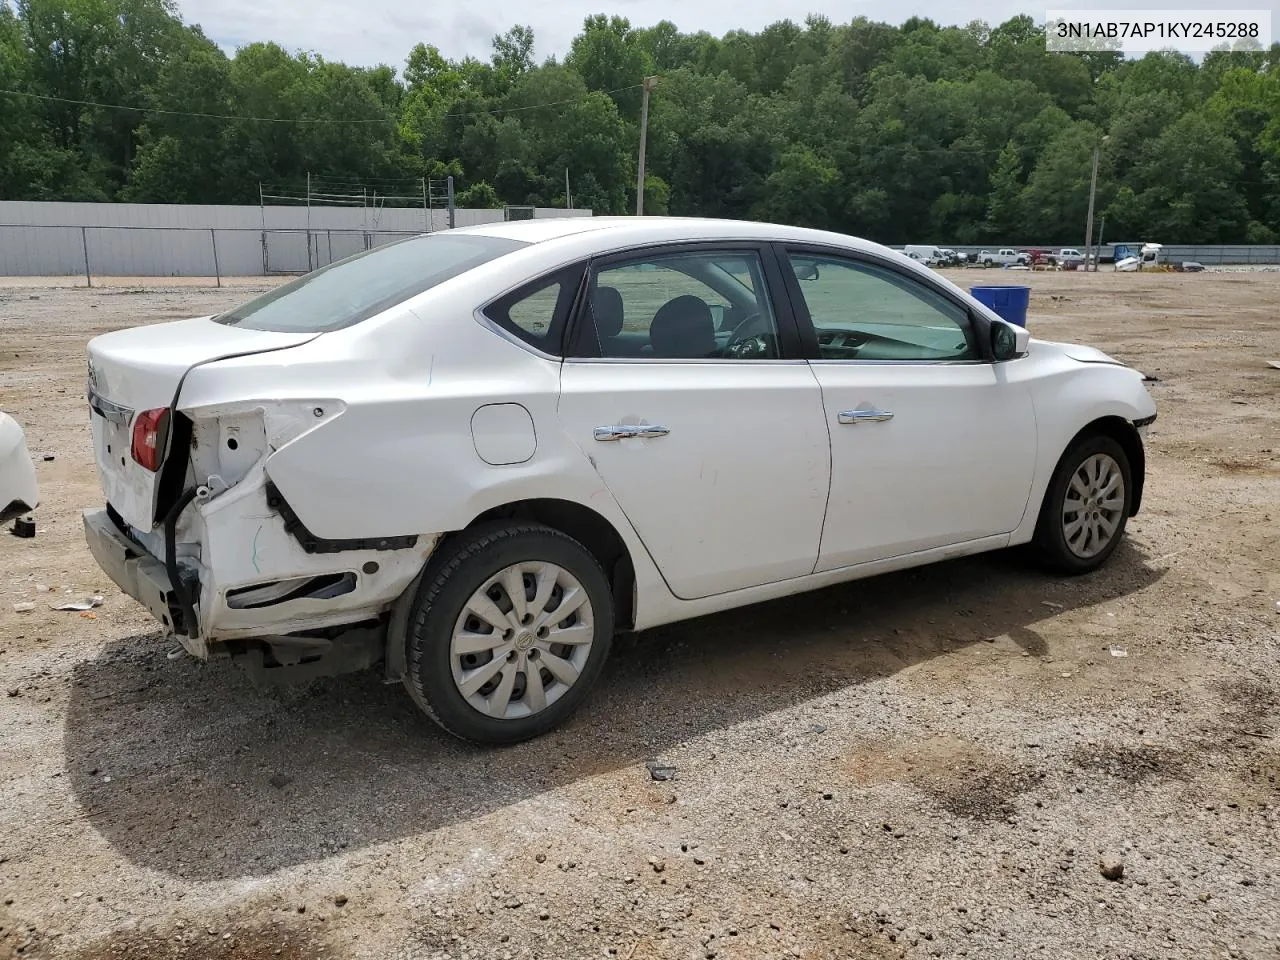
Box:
84 472 437 662
84 507 198 646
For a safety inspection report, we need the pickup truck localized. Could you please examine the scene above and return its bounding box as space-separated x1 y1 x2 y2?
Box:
976 248 1030 267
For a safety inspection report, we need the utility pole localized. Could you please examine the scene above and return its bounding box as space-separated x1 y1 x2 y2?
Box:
1083 135 1108 272
305 171 313 272
565 168 572 210
635 76 660 216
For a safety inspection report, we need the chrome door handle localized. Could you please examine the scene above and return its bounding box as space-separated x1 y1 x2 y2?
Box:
838 409 894 425
593 424 671 442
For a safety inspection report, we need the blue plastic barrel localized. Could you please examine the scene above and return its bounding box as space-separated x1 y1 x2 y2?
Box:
969 285 1030 327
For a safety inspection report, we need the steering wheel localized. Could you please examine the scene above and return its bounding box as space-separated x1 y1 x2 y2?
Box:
723 312 774 359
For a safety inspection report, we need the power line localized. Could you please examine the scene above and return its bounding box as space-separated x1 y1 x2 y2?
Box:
0 84 644 125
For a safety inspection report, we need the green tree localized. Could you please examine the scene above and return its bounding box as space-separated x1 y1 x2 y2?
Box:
1019 123 1101 242
492 25 535 78
984 142 1023 239
2 7 1278 241
457 181 501 207
565 15 653 115
751 147 840 228
1131 112 1249 241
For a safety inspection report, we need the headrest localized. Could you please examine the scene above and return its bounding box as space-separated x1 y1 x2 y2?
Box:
592 286 624 338
649 295 716 359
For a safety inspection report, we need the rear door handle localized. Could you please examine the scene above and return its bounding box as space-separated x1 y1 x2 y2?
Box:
593 424 671 442
837 409 894 425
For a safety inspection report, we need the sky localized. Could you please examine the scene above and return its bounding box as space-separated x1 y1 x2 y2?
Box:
177 0 1275 71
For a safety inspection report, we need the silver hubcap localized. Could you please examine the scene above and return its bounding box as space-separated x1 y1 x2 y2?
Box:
1062 453 1125 559
450 561 595 720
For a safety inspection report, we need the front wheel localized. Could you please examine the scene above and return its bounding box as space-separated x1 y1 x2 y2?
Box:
403 523 614 744
1032 434 1132 574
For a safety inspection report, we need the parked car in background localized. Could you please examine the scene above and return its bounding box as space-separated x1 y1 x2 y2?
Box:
82 217 1156 744
904 245 946 266
938 248 964 266
1 412 39 525
977 248 1030 267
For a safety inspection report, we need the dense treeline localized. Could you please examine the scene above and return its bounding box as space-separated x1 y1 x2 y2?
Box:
3 0 1280 243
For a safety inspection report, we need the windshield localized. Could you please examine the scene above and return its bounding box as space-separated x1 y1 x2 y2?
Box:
216 233 528 333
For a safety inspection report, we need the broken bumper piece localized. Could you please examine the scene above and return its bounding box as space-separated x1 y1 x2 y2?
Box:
82 508 205 655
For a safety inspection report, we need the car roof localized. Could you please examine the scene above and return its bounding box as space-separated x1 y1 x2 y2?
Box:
457 216 896 258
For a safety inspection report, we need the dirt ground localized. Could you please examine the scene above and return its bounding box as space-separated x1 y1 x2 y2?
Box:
0 270 1277 960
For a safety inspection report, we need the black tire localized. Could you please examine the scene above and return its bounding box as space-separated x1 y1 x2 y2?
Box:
1032 433 1133 575
403 522 614 745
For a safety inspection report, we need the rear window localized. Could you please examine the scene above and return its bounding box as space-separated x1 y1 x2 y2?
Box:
216 233 527 333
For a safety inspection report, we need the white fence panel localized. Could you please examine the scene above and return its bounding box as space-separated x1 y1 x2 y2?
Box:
0 201 593 277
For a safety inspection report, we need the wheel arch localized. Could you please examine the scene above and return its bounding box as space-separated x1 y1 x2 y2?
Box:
384 496 637 682
465 498 637 631
1052 415 1146 518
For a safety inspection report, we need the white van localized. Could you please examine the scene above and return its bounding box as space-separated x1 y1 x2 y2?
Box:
903 245 946 265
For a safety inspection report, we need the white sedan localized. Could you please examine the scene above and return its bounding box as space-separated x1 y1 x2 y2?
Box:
1 411 40 526
82 217 1156 743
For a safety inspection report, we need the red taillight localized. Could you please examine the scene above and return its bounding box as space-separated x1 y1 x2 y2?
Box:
130 408 169 472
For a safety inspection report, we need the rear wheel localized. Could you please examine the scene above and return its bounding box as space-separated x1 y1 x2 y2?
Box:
403 523 614 744
1032 434 1132 574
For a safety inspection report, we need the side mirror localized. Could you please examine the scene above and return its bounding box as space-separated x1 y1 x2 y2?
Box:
708 303 727 329
991 321 1030 361
794 261 820 281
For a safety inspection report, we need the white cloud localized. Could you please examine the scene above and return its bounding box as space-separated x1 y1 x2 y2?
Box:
178 0 1280 71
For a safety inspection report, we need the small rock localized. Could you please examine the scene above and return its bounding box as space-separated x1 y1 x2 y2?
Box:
649 858 666 873
12 602 35 613
810 723 827 734
296 905 306 914
535 853 546 863
269 773 294 790
1100 857 1125 881
6 689 18 698
333 894 348 907
645 760 676 782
